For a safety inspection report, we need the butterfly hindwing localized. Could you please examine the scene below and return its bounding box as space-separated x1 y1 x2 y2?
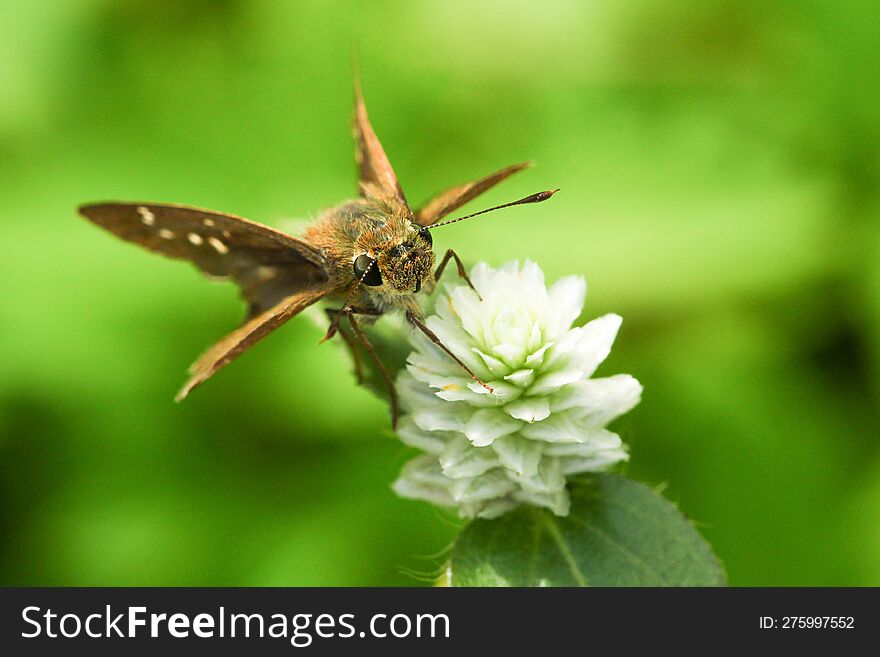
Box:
77 202 330 318
175 284 334 401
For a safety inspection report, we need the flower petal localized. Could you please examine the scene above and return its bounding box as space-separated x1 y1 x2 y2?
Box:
467 262 495 297
449 287 485 341
520 411 590 443
517 457 566 495
525 342 553 368
411 402 470 433
526 321 544 353
463 408 522 447
561 449 628 474
398 370 446 411
392 456 455 506
421 316 487 374
491 342 526 368
505 397 551 423
504 368 535 387
467 380 521 403
491 435 543 476
514 488 571 516
545 275 586 337
450 469 516 503
432 379 499 407
396 416 449 454
526 368 583 396
470 347 509 376
542 429 624 455
570 313 622 375
552 374 643 426
440 438 501 478
473 497 519 519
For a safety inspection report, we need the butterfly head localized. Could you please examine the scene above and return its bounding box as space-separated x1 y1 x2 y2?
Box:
353 222 435 295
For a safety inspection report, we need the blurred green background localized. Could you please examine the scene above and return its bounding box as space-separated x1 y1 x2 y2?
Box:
1 0 878 586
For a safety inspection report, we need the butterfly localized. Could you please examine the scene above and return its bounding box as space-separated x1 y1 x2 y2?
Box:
78 77 556 427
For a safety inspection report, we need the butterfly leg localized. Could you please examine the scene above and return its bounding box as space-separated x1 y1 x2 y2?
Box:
322 305 400 429
405 311 493 393
434 249 481 299
324 308 364 383
320 304 381 343
346 310 400 429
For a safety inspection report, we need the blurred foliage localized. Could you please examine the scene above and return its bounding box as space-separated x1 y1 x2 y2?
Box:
0 0 877 585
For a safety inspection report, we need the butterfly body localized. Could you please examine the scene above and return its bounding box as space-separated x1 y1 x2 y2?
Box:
78 78 556 425
302 197 435 317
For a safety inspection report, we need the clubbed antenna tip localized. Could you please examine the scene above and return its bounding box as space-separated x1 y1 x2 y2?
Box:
428 188 560 230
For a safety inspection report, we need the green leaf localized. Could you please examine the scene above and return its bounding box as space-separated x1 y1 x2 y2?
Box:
448 473 726 586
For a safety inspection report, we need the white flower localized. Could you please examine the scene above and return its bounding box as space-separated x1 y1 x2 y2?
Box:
392 261 642 518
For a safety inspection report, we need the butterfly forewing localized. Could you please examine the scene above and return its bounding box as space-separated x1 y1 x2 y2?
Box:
415 162 531 226
78 202 330 318
78 202 339 398
353 77 410 209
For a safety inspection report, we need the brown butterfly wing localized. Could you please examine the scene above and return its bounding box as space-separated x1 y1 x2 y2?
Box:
353 76 410 209
77 202 330 318
414 162 532 227
175 284 333 400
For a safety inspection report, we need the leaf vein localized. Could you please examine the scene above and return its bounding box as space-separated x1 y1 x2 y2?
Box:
567 516 668 585
539 512 589 587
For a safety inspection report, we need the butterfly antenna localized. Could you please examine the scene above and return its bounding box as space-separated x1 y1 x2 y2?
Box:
426 189 559 230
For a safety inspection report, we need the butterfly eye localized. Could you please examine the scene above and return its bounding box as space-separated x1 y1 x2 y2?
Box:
418 226 433 247
353 254 383 286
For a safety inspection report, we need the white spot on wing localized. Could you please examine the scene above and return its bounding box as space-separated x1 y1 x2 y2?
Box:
208 237 229 254
256 266 277 282
187 233 203 245
158 229 175 239
137 206 155 226
203 218 215 227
